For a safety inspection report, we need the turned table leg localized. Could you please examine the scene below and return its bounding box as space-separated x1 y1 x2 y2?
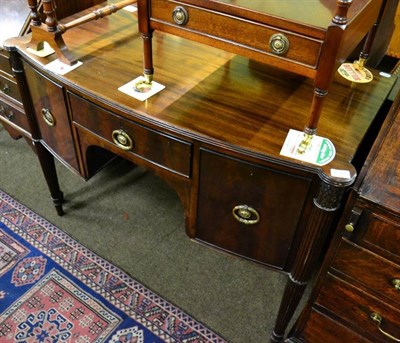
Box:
137 0 154 84
32 140 64 216
7 47 65 216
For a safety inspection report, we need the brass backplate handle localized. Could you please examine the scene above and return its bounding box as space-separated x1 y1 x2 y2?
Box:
370 312 400 342
41 108 56 127
269 33 290 55
112 129 133 151
232 205 260 225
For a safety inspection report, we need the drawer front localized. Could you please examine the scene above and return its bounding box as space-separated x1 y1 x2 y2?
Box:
150 0 322 68
316 273 400 342
0 97 30 133
331 239 400 306
24 63 80 172
69 92 192 177
196 149 311 268
303 309 373 343
0 51 13 77
362 212 400 260
0 74 21 103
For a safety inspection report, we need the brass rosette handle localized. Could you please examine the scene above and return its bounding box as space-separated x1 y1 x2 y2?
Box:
269 33 290 55
172 6 188 26
112 129 133 151
41 108 56 127
232 205 260 225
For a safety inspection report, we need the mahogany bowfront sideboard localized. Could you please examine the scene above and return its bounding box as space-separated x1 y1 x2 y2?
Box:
1 3 396 342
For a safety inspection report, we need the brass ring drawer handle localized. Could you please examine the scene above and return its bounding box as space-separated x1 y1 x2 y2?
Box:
112 129 133 150
41 108 56 127
6 110 15 120
370 313 400 342
2 83 10 94
269 33 290 55
392 279 400 291
172 6 188 26
232 205 260 225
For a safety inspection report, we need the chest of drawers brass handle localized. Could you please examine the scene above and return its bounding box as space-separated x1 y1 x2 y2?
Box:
232 205 260 225
392 279 400 291
371 313 400 342
41 108 56 127
2 83 10 94
112 129 133 150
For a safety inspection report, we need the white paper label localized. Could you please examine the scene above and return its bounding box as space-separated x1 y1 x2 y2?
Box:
118 76 165 101
280 129 336 166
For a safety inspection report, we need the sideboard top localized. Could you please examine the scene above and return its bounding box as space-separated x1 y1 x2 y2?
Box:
6 5 395 173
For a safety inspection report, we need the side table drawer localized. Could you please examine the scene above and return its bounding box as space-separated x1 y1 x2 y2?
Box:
316 273 400 342
196 149 311 268
331 239 400 305
24 63 80 172
150 0 322 68
69 92 192 177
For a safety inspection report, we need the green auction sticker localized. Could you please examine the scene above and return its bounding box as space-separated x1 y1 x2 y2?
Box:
317 139 335 165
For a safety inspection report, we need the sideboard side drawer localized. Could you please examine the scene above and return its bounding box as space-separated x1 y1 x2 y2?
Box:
150 0 322 68
69 92 192 178
24 63 80 172
196 149 311 268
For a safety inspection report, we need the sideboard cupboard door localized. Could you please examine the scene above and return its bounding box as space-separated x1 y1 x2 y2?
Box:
23 62 80 173
196 149 312 268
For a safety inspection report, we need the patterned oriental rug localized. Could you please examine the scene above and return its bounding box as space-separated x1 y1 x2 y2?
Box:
0 190 226 343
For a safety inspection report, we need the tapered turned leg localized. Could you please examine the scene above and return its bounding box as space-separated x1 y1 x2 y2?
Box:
298 0 352 154
33 140 64 215
8 45 64 216
355 0 388 70
137 0 154 87
271 174 355 342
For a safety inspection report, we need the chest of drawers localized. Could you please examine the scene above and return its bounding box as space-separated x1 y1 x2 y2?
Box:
288 94 400 342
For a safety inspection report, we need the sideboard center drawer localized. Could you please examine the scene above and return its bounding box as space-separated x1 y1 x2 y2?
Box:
69 92 192 177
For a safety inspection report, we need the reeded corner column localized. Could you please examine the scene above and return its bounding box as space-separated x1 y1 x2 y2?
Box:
4 43 64 216
270 166 356 342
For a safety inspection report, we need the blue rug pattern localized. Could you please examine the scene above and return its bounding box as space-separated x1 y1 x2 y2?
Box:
0 190 226 342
